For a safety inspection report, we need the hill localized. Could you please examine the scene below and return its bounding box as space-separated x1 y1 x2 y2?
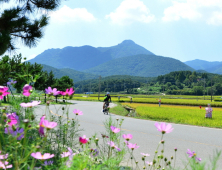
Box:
83 54 195 77
42 64 98 82
28 40 155 71
206 64 222 74
184 59 222 70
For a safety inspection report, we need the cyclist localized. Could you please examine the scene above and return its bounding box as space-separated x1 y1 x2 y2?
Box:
103 92 112 112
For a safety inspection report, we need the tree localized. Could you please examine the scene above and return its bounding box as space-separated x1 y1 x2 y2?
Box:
0 0 61 55
53 76 74 91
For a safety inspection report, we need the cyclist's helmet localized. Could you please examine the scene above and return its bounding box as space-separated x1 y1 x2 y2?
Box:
107 92 110 95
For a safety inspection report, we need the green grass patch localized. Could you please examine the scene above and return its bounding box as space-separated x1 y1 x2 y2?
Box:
109 103 128 116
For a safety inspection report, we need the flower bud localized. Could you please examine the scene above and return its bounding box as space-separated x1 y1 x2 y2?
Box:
23 119 29 123
62 107 65 110
161 140 165 144
31 114 35 120
24 57 27 60
142 157 145 161
161 149 164 153
95 138 99 141
46 101 50 106
164 157 167 162
116 118 119 121
12 125 17 131
171 156 173 160
135 161 138 164
155 150 158 153
174 148 177 152
143 166 146 169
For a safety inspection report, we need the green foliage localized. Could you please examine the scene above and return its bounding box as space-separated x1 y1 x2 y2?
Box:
0 0 60 55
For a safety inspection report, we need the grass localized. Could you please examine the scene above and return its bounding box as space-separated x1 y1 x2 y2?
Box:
119 103 222 128
109 103 129 116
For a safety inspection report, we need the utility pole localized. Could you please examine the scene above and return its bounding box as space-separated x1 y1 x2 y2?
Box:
89 82 91 96
211 78 213 102
204 78 205 100
147 79 148 96
98 76 101 100
162 78 165 94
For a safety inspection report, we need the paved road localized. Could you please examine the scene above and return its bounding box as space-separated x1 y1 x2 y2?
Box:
35 101 222 169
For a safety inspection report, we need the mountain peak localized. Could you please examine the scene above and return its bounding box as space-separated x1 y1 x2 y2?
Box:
120 40 135 45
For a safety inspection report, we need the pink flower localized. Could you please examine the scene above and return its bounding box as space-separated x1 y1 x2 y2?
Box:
110 126 120 133
122 134 133 141
79 135 89 144
73 109 83 116
61 152 71 158
0 151 8 159
155 122 173 134
31 152 54 160
127 142 139 150
20 101 41 108
0 86 10 100
68 88 75 95
6 114 18 126
60 88 75 96
146 161 153 166
107 141 121 151
141 153 150 157
39 116 46 136
45 87 60 96
0 161 12 169
22 84 32 97
42 120 57 129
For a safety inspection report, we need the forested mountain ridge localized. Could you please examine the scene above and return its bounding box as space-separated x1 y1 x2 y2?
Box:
42 64 98 82
184 59 222 71
83 54 195 77
28 40 155 71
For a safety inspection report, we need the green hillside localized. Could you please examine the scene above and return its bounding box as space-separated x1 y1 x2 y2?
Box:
42 64 98 82
84 54 195 77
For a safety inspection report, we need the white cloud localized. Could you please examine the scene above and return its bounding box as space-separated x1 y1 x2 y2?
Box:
162 0 222 25
49 5 96 23
106 0 155 25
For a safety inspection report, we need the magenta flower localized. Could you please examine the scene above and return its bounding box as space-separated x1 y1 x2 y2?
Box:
141 153 150 157
20 101 41 108
22 84 32 97
110 126 120 133
31 152 54 160
155 122 173 134
73 109 83 116
79 135 89 144
187 149 201 162
5 127 24 140
42 120 57 129
127 142 139 150
107 141 121 151
0 86 10 99
45 87 60 96
39 116 46 136
0 161 12 169
60 88 75 96
122 134 133 141
68 88 75 95
6 114 18 126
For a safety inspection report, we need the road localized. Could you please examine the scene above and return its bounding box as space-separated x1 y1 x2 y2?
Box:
35 100 222 169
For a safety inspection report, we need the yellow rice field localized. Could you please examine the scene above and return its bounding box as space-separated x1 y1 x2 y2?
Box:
121 103 222 128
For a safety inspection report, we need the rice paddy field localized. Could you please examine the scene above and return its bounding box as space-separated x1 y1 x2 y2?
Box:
121 103 222 128
69 95 222 107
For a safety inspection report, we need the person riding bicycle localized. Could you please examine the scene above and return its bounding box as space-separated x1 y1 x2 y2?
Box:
103 92 111 112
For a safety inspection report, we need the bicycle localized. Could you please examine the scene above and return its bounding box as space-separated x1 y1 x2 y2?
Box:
103 102 109 115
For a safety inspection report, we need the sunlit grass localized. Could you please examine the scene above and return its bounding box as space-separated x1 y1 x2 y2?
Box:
121 103 222 128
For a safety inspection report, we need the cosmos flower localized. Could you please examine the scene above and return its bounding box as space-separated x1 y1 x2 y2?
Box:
31 152 54 160
155 122 173 134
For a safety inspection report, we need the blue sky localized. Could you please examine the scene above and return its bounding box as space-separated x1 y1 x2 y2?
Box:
4 0 222 62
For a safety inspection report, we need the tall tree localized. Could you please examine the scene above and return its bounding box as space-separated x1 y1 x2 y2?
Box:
0 0 60 55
